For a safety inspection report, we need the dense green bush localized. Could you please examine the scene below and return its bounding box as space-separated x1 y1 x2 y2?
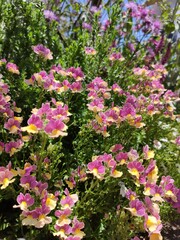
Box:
0 0 179 239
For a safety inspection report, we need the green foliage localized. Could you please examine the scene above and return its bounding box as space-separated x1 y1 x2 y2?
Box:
0 0 179 239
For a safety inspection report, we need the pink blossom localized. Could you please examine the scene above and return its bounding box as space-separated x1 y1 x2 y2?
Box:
88 160 105 179
109 52 124 61
70 82 83 93
127 149 139 161
127 199 146 217
44 119 68 138
110 144 124 153
20 175 37 190
0 168 16 189
71 217 85 239
32 44 53 60
127 161 144 179
0 81 9 94
6 62 20 74
54 224 72 238
66 67 84 81
55 208 72 227
115 152 128 165
22 205 52 228
43 10 59 22
112 83 123 94
175 136 180 146
14 193 34 210
120 103 136 119
4 118 21 134
21 114 43 133
87 98 104 112
82 22 92 32
143 145 155 160
125 189 137 201
5 140 24 156
85 47 97 55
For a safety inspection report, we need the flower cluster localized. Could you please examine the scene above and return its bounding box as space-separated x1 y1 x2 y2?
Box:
87 144 180 239
21 100 70 138
26 65 84 93
54 189 85 239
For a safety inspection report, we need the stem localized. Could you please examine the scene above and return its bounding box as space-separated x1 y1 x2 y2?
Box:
37 133 48 179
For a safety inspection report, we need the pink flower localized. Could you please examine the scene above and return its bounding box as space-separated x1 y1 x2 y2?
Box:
54 224 72 238
87 77 108 92
55 208 72 227
34 181 48 196
66 236 81 240
131 237 140 240
0 81 9 94
175 136 180 146
110 144 124 153
126 199 146 217
44 119 68 138
104 109 119 125
6 62 20 74
14 193 34 210
143 145 155 160
0 168 16 189
127 149 139 161
85 47 97 55
144 214 162 233
22 205 52 228
115 152 128 165
87 159 105 179
144 197 160 219
60 189 78 209
110 166 123 178
5 140 24 156
32 44 53 60
50 104 70 122
70 82 83 93
109 52 124 61
82 22 92 32
4 118 21 134
20 175 37 190
163 183 179 202
112 83 123 94
42 193 57 210
87 98 104 113
71 217 85 239
120 103 136 119
43 10 59 22
66 67 84 81
127 161 144 179
125 189 137 201
0 58 7 66
145 160 159 184
21 114 43 133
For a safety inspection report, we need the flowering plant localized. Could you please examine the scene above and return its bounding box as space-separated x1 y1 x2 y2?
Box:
0 0 179 239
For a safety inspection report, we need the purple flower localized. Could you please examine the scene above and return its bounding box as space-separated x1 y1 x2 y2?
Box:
21 114 43 134
32 44 53 60
82 22 92 32
14 193 34 210
88 160 105 179
115 152 128 165
127 161 144 179
44 119 68 138
127 199 146 217
6 62 20 74
43 10 59 22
